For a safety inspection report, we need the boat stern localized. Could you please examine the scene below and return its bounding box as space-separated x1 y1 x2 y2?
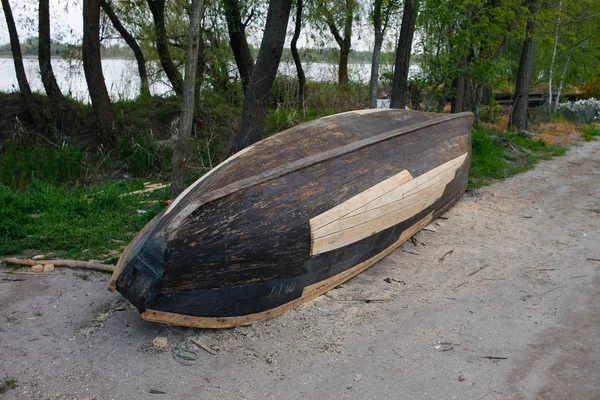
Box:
108 215 167 313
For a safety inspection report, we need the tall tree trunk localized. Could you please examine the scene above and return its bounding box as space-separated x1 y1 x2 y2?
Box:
369 33 383 108
101 0 150 97
509 0 540 130
82 0 117 145
223 0 254 92
547 2 561 116
369 0 384 109
291 0 306 108
38 0 64 105
231 0 292 153
1 0 41 124
451 54 470 113
553 50 572 114
390 0 419 108
324 0 354 86
147 0 184 96
472 83 484 123
195 14 206 97
171 0 205 198
338 43 350 86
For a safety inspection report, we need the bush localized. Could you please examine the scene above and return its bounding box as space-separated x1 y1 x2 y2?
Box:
556 98 600 124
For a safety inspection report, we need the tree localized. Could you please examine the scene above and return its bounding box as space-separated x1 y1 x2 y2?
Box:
101 0 150 97
147 0 184 95
223 0 254 92
38 0 65 105
82 0 117 144
509 0 541 130
314 0 358 86
369 0 399 108
1 0 41 123
390 0 419 108
231 0 293 153
550 0 600 113
171 0 205 197
291 0 306 107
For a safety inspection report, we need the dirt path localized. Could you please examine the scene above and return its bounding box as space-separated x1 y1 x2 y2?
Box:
2 140 599 400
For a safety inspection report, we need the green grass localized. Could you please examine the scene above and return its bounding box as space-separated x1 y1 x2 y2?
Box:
0 142 85 189
469 125 566 188
0 179 168 263
0 377 17 394
581 125 600 141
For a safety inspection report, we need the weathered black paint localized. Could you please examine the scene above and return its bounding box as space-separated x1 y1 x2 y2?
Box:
114 109 473 320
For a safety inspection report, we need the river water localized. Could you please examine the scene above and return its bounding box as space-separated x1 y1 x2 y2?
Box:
0 57 418 103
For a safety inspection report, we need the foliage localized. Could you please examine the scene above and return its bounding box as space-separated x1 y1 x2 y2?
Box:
469 125 566 188
581 125 600 141
0 377 17 394
556 97 600 123
0 179 168 262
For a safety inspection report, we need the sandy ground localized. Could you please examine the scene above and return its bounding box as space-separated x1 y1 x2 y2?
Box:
1 139 599 400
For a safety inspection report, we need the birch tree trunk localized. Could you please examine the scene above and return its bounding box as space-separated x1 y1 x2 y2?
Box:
553 51 572 114
548 2 562 116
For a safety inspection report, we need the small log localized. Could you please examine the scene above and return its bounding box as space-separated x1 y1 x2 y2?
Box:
2 258 115 272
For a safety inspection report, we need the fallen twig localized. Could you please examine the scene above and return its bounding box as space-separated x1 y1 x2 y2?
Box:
586 258 600 262
2 258 115 272
401 249 420 255
481 356 507 360
440 249 454 261
569 275 588 279
189 338 218 356
468 265 488 277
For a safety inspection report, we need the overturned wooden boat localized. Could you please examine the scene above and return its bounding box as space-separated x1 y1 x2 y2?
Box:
109 109 473 328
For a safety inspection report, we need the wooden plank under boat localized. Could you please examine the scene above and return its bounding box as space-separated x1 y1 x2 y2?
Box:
109 109 474 328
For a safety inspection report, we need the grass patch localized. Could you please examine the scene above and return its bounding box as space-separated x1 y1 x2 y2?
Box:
469 125 566 188
265 107 331 136
0 142 85 189
581 125 600 141
0 180 169 263
0 377 17 394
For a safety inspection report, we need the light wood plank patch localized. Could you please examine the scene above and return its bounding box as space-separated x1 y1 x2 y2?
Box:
310 153 467 255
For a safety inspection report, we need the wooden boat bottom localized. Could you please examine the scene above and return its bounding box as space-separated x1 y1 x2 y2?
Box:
141 212 434 329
